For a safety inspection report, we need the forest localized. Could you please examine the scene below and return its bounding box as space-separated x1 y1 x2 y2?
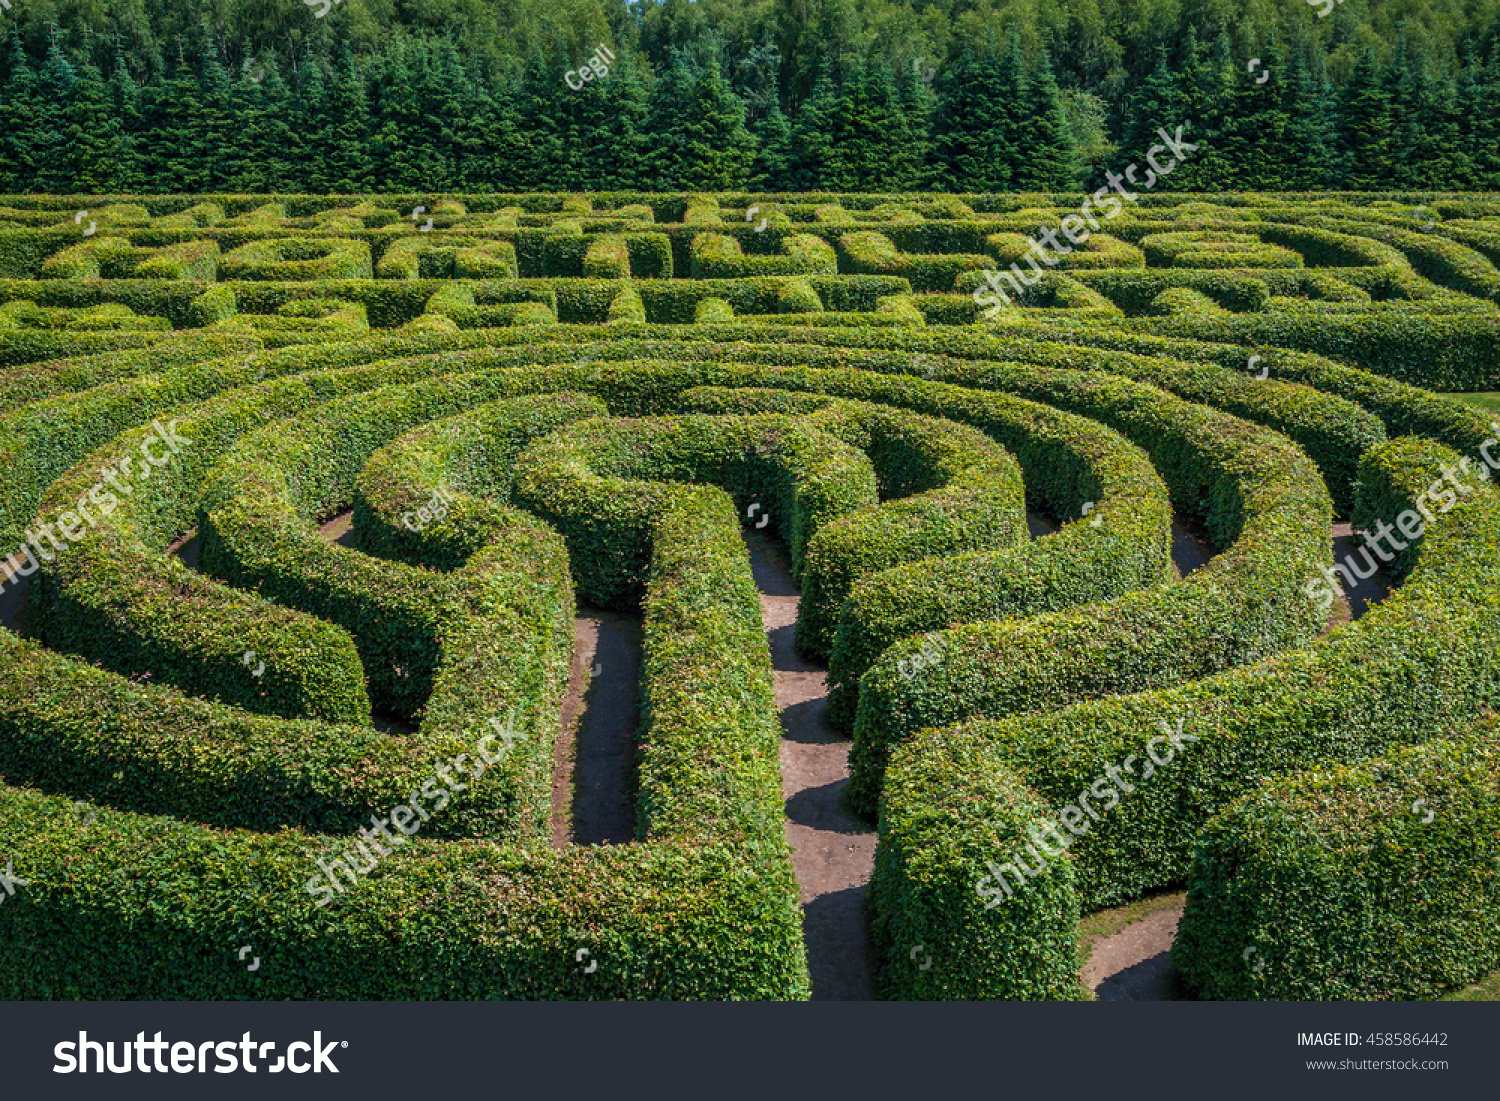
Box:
1 0 1499 193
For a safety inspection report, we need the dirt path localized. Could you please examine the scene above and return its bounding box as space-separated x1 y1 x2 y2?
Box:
745 531 877 1000
1084 907 1185 1000
552 607 640 847
1171 518 1216 578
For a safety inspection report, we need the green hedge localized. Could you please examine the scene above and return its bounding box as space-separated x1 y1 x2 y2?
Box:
196 389 586 731
885 434 1500 920
666 390 1029 660
847 363 1334 815
690 231 838 278
512 412 880 609
0 474 806 997
868 740 1087 1000
1173 725 1500 1000
219 237 373 280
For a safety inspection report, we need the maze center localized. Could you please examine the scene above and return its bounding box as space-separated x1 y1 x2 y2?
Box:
2 191 1499 1001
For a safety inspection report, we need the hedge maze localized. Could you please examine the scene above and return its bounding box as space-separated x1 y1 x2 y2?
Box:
1 191 1499 1000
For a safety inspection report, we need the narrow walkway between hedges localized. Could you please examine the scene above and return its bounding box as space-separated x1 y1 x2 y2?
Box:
552 606 640 847
745 531 877 1001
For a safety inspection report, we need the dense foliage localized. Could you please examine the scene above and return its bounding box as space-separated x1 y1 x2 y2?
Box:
3 0 1500 191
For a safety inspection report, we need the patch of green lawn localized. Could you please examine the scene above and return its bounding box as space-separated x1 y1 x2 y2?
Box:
1438 971 1500 1001
1077 890 1186 945
1451 393 1500 417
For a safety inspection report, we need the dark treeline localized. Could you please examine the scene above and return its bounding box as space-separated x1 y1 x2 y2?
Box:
1 0 1499 193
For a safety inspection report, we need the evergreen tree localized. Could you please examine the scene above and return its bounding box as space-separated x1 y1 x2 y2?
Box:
0 37 41 190
196 32 237 189
370 42 427 190
894 61 934 189
594 57 651 189
1340 50 1394 189
107 44 146 191
749 98 795 188
515 52 565 189
928 37 1030 191
64 61 126 192
827 60 918 190
291 54 333 191
1458 51 1500 190
1281 46 1340 189
33 39 79 191
1018 53 1078 191
679 59 757 189
228 56 298 192
472 78 531 190
643 60 696 189
785 61 842 190
320 43 372 191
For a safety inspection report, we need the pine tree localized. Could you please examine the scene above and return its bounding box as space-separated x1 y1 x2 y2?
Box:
750 99 795 189
679 59 757 189
473 76 530 190
1458 51 1500 190
320 43 372 191
595 57 651 190
644 60 696 189
1018 53 1078 191
107 44 146 191
1340 50 1394 188
370 41 426 190
64 61 125 193
786 62 843 190
827 60 917 191
1282 45 1340 189
196 32 237 189
143 52 212 192
515 52 565 189
0 37 41 190
894 61 935 189
291 54 333 192
928 37 1029 191
229 56 298 192
34 39 79 192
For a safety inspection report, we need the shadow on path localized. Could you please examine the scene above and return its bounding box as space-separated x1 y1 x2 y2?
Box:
746 531 876 1001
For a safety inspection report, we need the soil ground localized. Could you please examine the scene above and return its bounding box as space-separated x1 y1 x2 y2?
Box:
745 531 877 1000
552 607 640 847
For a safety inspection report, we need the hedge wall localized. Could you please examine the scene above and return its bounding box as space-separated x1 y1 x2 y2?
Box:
1173 724 1500 1001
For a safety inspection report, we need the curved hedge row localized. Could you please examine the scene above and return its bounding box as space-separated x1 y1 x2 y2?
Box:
847 364 1334 814
197 389 591 725
872 436 1500 996
1173 724 1500 1001
0 467 808 998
